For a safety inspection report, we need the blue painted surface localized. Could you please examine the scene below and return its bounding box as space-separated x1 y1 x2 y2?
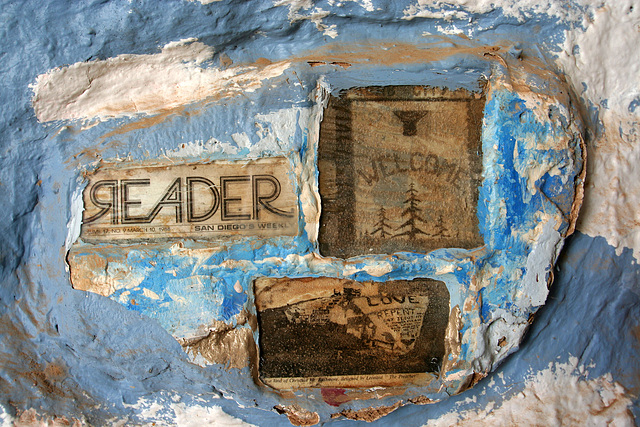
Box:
0 0 637 424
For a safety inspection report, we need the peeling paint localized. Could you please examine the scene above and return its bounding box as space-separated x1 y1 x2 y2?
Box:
274 405 320 426
64 48 584 417
2 0 639 425
403 0 585 21
181 314 257 370
332 401 402 422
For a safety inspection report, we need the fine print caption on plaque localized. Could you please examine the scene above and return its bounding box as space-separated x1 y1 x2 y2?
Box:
318 86 485 258
80 157 298 242
255 277 450 389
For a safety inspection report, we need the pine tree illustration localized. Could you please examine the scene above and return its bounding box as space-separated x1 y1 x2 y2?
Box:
432 213 449 237
395 183 429 239
370 206 392 238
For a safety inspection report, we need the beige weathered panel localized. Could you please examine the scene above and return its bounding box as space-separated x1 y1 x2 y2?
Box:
80 157 298 242
318 86 484 258
255 277 449 390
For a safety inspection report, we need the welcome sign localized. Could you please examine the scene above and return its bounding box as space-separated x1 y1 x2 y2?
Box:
80 157 299 242
318 86 484 258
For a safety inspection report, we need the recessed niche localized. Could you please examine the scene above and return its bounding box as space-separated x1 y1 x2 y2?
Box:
318 86 485 258
255 277 450 389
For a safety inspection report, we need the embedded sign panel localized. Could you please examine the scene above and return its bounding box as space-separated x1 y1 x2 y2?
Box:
318 86 484 258
255 277 450 389
80 157 298 241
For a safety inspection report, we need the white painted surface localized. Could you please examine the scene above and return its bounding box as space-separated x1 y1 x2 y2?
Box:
403 0 585 21
31 39 290 122
170 403 257 427
424 359 634 427
558 0 640 260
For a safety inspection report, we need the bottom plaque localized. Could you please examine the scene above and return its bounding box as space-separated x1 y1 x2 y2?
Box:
255 277 450 389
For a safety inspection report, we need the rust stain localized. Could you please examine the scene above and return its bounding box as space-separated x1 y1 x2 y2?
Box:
296 40 509 68
16 409 82 427
237 308 258 331
43 362 66 381
255 57 273 67
632 324 640 344
408 395 435 405
306 60 351 69
335 387 405 402
23 359 69 399
219 52 233 68
332 401 402 422
461 371 487 392
99 105 192 140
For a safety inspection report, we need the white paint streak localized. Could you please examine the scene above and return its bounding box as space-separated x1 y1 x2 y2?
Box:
142 287 160 300
559 2 640 119
518 219 561 308
480 309 528 369
32 39 290 122
327 0 375 12
274 0 338 38
231 132 251 150
166 138 240 159
424 359 634 426
126 397 254 427
301 78 330 242
343 262 394 277
403 0 585 21
83 262 148 297
0 406 12 427
170 403 256 427
165 106 312 160
435 264 455 274
65 185 84 251
255 107 313 152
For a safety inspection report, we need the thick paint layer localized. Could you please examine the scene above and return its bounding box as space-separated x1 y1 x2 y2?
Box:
1 0 638 425
59 43 583 420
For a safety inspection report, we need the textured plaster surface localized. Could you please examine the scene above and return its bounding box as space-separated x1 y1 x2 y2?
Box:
0 0 639 425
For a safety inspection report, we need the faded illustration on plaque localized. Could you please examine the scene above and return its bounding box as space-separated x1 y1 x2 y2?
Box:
318 86 485 258
255 277 450 389
81 157 298 242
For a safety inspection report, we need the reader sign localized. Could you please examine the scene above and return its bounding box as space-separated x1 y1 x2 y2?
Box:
80 158 298 242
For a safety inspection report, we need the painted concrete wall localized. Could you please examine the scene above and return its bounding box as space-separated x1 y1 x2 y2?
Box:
0 0 638 425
